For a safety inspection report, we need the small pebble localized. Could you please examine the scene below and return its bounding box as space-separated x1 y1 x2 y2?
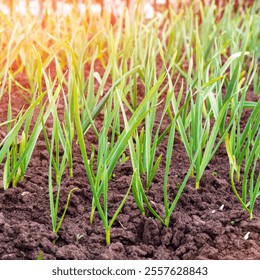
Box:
244 232 250 240
219 204 224 211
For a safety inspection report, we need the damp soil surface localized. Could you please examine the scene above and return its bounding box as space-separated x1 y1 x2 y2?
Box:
0 65 260 260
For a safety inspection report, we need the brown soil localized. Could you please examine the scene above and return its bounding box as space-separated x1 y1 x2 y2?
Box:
0 63 260 260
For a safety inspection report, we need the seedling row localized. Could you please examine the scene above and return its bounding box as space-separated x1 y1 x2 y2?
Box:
0 0 259 244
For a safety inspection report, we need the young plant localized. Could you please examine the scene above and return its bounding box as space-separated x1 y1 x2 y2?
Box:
171 45 254 189
225 99 260 219
74 67 146 244
41 76 78 236
120 82 197 227
47 118 78 236
0 77 47 189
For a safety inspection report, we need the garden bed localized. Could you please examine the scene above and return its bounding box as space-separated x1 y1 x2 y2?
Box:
0 1 259 260
0 70 259 260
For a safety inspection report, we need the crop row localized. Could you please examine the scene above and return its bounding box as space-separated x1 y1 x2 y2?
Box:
0 0 259 244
